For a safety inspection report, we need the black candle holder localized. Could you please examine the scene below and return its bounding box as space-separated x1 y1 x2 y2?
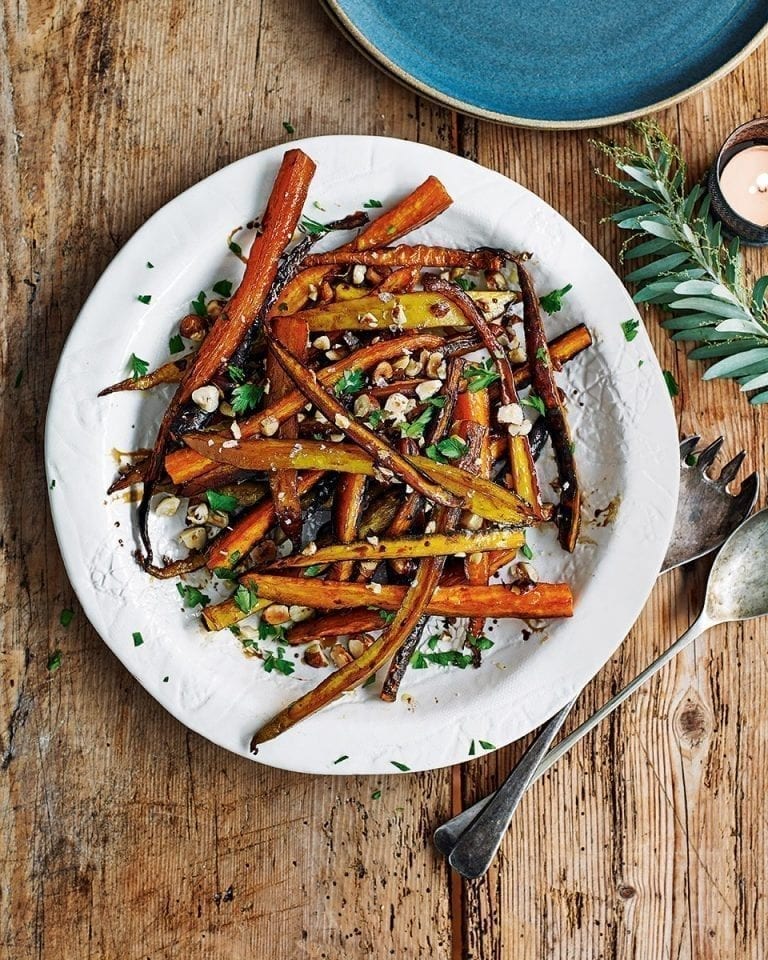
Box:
708 117 768 247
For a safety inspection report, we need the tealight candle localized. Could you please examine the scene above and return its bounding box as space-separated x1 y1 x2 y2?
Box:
709 118 768 246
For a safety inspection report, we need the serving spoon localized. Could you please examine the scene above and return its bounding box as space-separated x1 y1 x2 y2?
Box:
440 506 768 879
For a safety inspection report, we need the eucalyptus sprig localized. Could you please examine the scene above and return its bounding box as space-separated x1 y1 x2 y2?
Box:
593 120 768 404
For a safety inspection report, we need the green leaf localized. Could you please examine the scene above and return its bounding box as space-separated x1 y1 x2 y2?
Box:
390 761 410 771
128 353 149 378
228 239 242 257
424 650 474 669
363 199 383 208
478 740 496 751
667 297 750 320
749 388 768 405
231 383 264 414
739 369 768 392
465 358 500 392
205 489 238 513
371 789 382 800
303 564 325 577
282 121 295 134
212 279 233 298
520 541 533 560
539 283 573 314
234 584 259 615
399 406 435 439
455 276 476 292
425 436 467 464
752 276 768 316
299 216 326 236
176 582 210 608
624 252 690 282
60 608 74 627
411 650 429 669
228 363 246 383
333 367 365 396
263 646 295 675
362 673 377 688
146 261 154 269
688 339 766 360
47 649 62 672
521 394 545 416
468 740 476 756
620 319 640 342
333 755 349 764
132 631 144 647
168 334 184 354
137 294 152 305
612 202 660 223
637 219 676 240
702 348 768 380
467 634 494 651
660 313 720 331
191 291 207 317
623 236 678 260
663 370 679 396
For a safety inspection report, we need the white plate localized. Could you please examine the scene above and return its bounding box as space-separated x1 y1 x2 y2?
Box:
45 136 679 775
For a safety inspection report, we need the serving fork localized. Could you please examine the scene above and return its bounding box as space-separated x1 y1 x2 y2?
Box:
435 436 759 878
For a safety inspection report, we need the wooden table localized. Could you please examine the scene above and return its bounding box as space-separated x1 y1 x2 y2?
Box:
2 3 767 957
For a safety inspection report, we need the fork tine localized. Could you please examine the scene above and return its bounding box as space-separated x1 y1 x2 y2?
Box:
696 437 724 471
679 435 700 462
717 450 746 487
734 471 760 512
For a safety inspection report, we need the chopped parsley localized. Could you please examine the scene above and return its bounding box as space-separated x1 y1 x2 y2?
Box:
14 369 23 388
205 489 238 513
128 353 149 379
521 393 546 416
390 761 410 771
621 318 640 342
168 333 184 354
465 359 500 393
455 276 476 292
312 200 326 211
303 564 325 578
399 406 435 439
59 608 74 627
282 120 295 134
467 634 494 652
263 646 295 675
366 409 384 429
231 382 264 415
234 583 259 615
520 541 534 560
469 740 476 756
478 740 496 751
379 611 396 624
333 367 365 396
535 346 550 365
663 370 680 397
132 631 144 647
371 789 382 800
411 650 428 669
163 676 169 682
426 634 440 650
146 261 154 268
299 216 326 236
191 291 207 317
47 649 62 672
227 363 246 383
362 673 377 688
539 283 573 314
212 279 233 298
137 294 152 305
49 479 56 490
363 198 383 208
213 566 238 580
228 239 243 257
685 453 698 467
426 436 467 464
176 583 210 608
424 650 474 669
333 755 349 764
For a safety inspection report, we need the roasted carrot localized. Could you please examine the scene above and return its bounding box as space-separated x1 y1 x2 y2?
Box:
266 317 308 536
329 473 367 581
98 357 190 395
303 246 506 271
517 263 582 552
164 332 446 486
135 149 317 561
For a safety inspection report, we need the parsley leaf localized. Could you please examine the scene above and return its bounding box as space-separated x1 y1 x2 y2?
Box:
411 650 429 669
366 409 384 429
228 239 242 257
333 755 349 764
425 436 467 464
424 650 474 669
535 346 550 365
168 333 184 354
379 611 396 624
212 279 233 298
205 489 238 513
231 383 264 415
426 634 440 650
333 367 365 396
60 608 74 627
465 359 500 393
234 583 259 615
176 582 210 608
137 294 152 305
282 120 295 134
469 740 476 756
539 283 573 314
213 566 238 580
303 564 325 578
399 406 435 439
478 740 496 751
371 789 382 800
132 631 144 647
363 199 383 208
521 541 534 560
263 646 295 676
146 261 154 269
521 394 546 416
467 634 494 651
299 216 326 236
663 370 680 397
228 363 246 383
455 276 476 292
362 673 377 688
191 291 207 317
621 318 640 342
47 649 62 672
128 353 149 379
390 761 410 771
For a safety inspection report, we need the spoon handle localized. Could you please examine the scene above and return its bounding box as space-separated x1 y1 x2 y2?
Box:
537 610 713 776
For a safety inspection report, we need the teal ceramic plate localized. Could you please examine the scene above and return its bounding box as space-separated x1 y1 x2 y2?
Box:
323 0 768 128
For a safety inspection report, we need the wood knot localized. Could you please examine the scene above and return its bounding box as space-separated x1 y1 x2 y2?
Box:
673 691 711 747
617 884 636 900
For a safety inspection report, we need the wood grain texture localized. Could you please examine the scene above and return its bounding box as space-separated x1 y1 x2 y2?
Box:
0 1 766 957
